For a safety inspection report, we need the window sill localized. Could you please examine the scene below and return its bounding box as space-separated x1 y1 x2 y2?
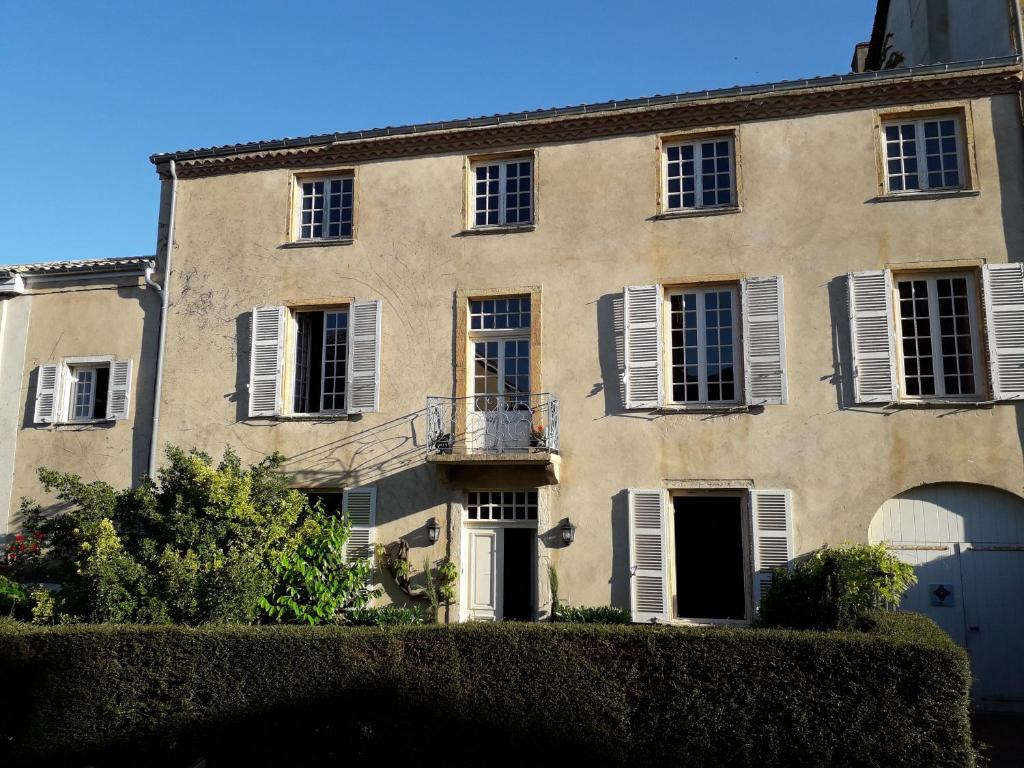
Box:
651 206 741 221
278 238 354 249
456 224 536 237
273 413 354 422
51 419 116 428
654 404 754 414
890 398 994 409
872 189 980 203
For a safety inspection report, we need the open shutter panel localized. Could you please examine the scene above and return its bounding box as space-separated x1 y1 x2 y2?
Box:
342 487 377 563
628 489 670 623
623 285 662 409
33 363 62 424
848 270 897 403
106 359 133 420
742 275 788 405
347 300 382 414
248 306 285 417
751 489 794 613
982 263 1024 400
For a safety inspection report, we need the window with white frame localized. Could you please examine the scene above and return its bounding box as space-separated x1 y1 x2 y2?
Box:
894 272 981 398
664 137 735 211
883 116 964 193
68 365 109 421
469 296 531 410
467 490 538 521
292 308 349 413
667 286 741 404
297 176 354 240
472 159 533 227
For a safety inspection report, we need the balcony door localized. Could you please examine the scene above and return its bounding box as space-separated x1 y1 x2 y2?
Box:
469 337 531 451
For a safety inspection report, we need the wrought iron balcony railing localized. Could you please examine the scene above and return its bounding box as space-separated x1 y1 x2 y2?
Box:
426 393 559 456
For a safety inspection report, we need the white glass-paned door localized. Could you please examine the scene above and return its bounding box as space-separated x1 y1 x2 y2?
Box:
470 338 531 451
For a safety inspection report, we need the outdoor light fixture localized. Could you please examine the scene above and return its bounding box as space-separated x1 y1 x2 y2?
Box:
427 518 441 544
561 520 576 546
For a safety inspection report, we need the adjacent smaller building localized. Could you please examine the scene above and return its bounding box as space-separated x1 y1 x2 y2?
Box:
0 257 160 535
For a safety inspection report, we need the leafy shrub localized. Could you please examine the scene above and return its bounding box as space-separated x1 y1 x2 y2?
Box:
555 605 631 624
260 500 377 625
0 614 974 767
344 605 425 626
759 543 917 630
9 444 352 626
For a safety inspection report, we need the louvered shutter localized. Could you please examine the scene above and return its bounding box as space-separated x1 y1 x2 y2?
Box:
742 275 788 405
248 306 285 417
342 487 377 564
623 285 662 409
33 363 63 424
982 263 1024 400
628 489 669 623
106 359 133 420
848 270 897 403
750 489 794 612
346 300 382 414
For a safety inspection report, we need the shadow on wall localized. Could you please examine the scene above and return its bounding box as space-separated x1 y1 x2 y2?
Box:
609 489 631 610
124 286 162 486
593 292 626 417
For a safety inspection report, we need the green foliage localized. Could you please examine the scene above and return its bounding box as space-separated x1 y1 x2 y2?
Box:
16 446 307 625
260 500 378 625
760 543 917 630
0 574 28 618
344 605 425 626
0 615 974 767
555 605 631 624
548 565 559 622
29 588 55 626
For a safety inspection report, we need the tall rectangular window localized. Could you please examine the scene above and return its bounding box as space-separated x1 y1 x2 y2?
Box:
667 286 740 404
473 159 533 227
665 138 735 211
299 176 354 240
292 308 349 413
895 273 980 398
68 365 110 421
883 117 963 193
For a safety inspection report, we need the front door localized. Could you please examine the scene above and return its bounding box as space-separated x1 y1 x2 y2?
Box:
469 338 531 452
464 525 536 621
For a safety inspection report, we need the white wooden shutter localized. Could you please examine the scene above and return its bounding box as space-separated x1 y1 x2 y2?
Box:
342 487 377 563
346 300 382 414
248 306 285 417
742 275 788 405
628 489 669 623
750 489 794 612
106 359 133 420
33 363 63 424
623 285 662 409
982 263 1024 400
848 270 897 403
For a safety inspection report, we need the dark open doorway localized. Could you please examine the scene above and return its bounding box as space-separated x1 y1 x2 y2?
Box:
674 495 747 620
502 528 534 620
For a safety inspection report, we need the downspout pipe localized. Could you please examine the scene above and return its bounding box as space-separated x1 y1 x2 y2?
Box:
147 159 177 478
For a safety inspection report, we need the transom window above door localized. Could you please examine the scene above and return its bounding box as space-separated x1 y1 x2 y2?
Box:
471 158 533 227
469 295 531 331
882 116 964 193
894 273 981 399
667 286 741 405
664 137 736 211
467 490 538 520
296 175 354 240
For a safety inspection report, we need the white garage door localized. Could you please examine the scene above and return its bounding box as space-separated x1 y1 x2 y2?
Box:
870 483 1024 712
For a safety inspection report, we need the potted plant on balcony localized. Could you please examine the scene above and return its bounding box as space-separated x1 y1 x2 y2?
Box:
530 423 546 449
433 432 453 454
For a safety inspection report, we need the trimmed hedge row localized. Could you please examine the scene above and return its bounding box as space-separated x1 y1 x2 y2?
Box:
0 612 974 767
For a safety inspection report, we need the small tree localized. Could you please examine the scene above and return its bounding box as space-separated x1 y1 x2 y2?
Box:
759 542 917 630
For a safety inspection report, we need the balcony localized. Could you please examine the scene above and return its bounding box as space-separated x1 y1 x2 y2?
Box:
425 393 560 485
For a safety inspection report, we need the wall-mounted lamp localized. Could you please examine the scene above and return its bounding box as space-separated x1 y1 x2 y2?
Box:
561 520 576 546
427 518 442 544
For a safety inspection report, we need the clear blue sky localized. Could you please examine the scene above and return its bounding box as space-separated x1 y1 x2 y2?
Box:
0 1 875 265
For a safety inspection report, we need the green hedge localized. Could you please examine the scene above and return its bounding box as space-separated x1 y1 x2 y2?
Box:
0 612 974 767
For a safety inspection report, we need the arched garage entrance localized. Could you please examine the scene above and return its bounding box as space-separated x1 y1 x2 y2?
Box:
869 483 1024 712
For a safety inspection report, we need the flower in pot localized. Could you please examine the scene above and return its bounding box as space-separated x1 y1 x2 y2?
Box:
530 423 546 448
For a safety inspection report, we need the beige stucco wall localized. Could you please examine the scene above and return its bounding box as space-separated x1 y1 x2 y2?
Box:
154 92 1024 616
3 274 160 532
